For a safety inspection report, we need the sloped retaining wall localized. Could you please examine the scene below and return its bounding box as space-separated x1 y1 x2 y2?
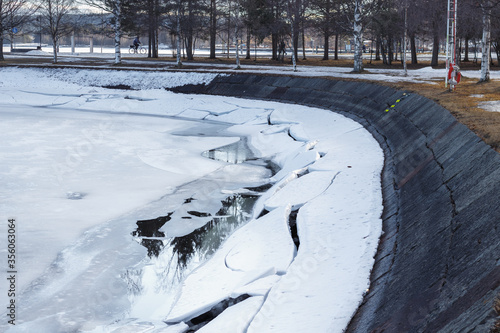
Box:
172 74 500 332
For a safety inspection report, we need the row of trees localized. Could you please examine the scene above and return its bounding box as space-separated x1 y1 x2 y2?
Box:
1 0 500 80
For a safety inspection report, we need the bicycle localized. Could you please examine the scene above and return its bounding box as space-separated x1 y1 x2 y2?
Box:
129 44 147 54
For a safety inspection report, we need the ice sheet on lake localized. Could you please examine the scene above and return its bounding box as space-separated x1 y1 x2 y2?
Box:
0 68 384 333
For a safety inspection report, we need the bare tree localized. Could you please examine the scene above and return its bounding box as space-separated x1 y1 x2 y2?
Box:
475 0 500 81
339 0 368 72
174 0 208 61
233 0 241 68
209 0 217 58
310 0 343 60
340 0 376 72
241 0 272 59
491 4 500 65
0 0 37 60
267 0 287 60
176 0 181 66
405 0 422 64
352 0 363 71
39 0 77 63
369 0 402 66
84 0 122 64
480 0 492 81
457 0 482 63
286 0 308 65
425 0 446 67
286 0 298 70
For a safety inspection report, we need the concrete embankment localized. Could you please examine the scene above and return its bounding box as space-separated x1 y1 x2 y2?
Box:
172 74 500 332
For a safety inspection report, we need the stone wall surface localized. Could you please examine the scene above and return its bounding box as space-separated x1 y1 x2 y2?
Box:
171 74 500 333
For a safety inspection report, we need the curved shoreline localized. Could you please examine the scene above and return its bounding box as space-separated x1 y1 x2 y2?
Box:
173 74 500 332
1 66 498 332
0 67 384 332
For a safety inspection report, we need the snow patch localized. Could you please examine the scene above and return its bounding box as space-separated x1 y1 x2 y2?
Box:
478 100 500 112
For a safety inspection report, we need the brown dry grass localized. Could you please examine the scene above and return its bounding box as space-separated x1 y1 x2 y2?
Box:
386 77 500 152
492 296 500 333
2 55 500 152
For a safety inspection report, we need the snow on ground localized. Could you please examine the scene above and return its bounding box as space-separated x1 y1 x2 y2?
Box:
0 66 219 90
478 100 500 112
6 44 500 85
0 67 383 332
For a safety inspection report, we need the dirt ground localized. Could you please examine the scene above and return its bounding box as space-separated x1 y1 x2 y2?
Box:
2 55 499 152
390 77 500 153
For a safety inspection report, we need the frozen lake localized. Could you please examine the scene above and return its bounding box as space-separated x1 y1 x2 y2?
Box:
0 68 384 332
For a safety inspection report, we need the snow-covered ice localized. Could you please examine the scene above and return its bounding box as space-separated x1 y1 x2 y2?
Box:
0 67 383 332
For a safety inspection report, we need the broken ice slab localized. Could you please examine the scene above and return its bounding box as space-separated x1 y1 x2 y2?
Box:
205 106 271 124
164 205 295 324
202 138 254 164
195 296 265 333
270 142 320 182
264 171 338 211
288 123 310 142
246 170 383 333
230 274 282 297
186 211 211 217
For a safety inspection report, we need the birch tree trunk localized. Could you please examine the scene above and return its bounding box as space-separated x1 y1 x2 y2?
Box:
113 0 121 64
286 0 298 71
403 5 407 76
235 37 240 68
291 20 297 71
235 3 240 69
353 0 363 72
176 0 182 67
479 2 491 82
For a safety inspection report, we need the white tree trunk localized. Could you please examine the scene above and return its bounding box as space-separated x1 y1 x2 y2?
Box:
176 0 182 67
403 5 408 76
353 0 363 72
480 3 491 82
291 21 297 72
114 0 121 64
235 35 240 69
234 1 240 69
287 0 298 72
